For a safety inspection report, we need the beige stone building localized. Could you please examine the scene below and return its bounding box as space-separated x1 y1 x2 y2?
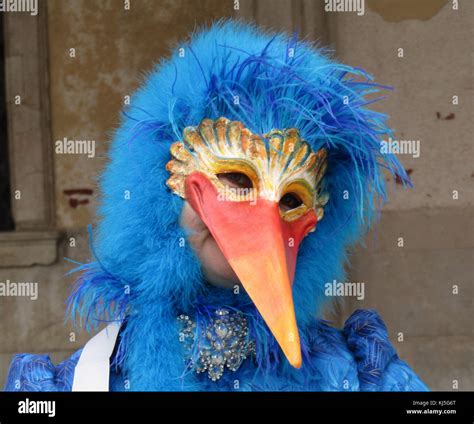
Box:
0 0 472 390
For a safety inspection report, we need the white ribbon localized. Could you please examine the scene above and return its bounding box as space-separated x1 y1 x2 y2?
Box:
72 322 121 392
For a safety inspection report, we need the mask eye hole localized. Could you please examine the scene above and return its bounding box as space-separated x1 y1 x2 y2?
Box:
216 172 253 190
279 192 303 212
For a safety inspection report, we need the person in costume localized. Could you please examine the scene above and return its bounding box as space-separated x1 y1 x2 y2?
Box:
5 21 428 391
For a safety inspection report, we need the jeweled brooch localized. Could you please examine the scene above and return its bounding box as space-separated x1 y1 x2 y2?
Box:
177 308 256 381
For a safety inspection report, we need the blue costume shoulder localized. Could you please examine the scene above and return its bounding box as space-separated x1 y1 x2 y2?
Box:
342 309 428 391
4 349 82 392
3 309 428 392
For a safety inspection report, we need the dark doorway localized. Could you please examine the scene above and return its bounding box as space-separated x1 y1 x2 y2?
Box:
0 15 14 231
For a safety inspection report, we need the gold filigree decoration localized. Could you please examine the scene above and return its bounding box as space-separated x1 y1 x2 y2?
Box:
166 117 329 221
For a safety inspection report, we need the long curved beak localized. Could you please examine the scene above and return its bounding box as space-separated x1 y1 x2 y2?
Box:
184 172 317 368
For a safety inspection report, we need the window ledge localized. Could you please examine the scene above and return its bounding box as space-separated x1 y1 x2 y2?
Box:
0 231 60 267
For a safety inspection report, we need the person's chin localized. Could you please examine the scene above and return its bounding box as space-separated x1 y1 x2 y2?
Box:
202 259 241 289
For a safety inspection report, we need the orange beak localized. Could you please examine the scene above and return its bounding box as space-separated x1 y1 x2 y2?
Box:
185 172 317 368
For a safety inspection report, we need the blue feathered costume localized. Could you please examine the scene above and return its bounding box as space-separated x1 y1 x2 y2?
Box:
5 21 428 392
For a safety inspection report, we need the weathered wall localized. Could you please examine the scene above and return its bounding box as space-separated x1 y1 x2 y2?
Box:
333 0 473 210
329 0 474 391
49 0 233 228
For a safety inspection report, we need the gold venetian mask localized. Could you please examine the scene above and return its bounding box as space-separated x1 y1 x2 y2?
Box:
166 117 329 224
